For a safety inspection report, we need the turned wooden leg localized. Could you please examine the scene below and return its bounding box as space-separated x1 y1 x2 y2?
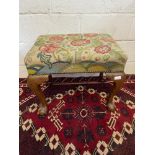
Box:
27 75 49 117
107 74 126 112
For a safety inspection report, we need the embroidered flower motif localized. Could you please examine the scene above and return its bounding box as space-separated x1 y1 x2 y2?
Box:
56 93 63 100
49 35 64 42
71 39 90 46
77 85 84 91
84 33 98 37
68 89 75 96
95 45 111 54
87 88 95 94
39 44 59 53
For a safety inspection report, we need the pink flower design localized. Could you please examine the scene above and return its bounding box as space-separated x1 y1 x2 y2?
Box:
95 45 111 54
39 44 59 53
49 35 64 42
71 39 90 46
84 33 98 37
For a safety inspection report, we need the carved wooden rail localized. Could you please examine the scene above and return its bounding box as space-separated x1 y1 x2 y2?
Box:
48 76 107 85
48 72 124 85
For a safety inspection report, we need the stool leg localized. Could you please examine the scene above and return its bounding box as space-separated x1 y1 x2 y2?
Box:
99 72 103 81
27 75 49 117
107 74 126 112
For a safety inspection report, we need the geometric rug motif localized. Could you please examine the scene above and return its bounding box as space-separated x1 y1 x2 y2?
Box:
19 75 135 155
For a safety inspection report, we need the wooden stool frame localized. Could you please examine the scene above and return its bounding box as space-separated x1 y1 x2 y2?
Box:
27 72 126 117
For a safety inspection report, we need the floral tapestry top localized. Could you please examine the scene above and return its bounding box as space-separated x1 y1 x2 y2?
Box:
24 33 128 75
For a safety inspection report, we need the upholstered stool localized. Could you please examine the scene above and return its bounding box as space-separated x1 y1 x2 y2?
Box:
25 33 128 117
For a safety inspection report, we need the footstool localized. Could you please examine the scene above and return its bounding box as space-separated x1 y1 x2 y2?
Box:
24 33 128 117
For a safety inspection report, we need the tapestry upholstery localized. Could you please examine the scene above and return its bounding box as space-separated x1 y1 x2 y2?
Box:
24 33 128 75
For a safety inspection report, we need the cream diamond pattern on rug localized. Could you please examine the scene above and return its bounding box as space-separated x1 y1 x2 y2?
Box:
22 119 32 131
35 127 46 142
112 131 123 144
96 141 109 155
49 134 59 150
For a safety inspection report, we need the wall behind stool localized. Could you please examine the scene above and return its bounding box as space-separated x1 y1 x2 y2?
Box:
19 0 135 77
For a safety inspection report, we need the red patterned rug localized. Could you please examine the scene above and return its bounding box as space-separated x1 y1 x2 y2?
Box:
19 75 135 155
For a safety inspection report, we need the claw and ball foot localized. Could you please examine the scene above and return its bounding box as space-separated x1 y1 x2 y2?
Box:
107 74 126 112
27 75 49 117
108 102 116 112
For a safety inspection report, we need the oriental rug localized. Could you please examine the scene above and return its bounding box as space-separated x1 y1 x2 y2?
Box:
19 75 135 155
